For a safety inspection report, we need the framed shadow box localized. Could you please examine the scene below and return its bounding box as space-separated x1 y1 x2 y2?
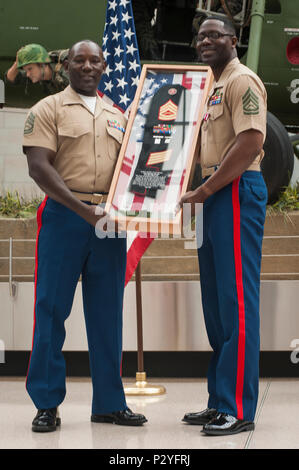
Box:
105 64 213 235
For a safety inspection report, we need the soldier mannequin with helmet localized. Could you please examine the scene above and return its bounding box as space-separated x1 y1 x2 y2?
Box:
5 43 69 94
191 1 243 46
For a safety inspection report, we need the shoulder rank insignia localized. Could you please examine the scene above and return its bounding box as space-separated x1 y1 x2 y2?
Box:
24 111 35 135
107 119 125 133
158 100 178 121
242 87 259 115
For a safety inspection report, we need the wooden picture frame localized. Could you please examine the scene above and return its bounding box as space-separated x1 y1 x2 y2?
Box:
105 64 213 235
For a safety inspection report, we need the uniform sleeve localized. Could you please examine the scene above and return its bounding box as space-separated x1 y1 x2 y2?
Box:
226 74 267 140
22 97 58 153
4 70 27 86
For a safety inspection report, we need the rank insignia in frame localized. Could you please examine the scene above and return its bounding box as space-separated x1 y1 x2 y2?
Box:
107 119 125 133
146 149 173 166
158 100 178 121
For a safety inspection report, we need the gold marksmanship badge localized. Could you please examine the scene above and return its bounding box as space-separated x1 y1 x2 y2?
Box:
24 112 36 135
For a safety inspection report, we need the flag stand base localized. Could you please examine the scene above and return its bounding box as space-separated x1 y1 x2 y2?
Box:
124 372 166 396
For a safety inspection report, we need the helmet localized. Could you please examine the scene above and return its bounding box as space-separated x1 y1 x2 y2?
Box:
17 44 51 68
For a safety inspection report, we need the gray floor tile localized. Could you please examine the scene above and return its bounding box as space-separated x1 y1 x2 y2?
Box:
0 377 294 449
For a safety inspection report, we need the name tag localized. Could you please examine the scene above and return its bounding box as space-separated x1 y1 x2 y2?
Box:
107 119 125 133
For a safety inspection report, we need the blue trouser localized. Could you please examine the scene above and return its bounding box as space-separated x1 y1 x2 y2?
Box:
197 171 267 422
26 197 127 414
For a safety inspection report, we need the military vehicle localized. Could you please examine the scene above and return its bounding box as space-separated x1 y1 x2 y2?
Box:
0 0 298 202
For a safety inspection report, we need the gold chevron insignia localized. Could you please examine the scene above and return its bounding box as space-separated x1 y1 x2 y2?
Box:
242 87 259 115
158 99 178 121
147 149 173 166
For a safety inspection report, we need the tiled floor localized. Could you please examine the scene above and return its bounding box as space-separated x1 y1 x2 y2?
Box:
0 377 298 449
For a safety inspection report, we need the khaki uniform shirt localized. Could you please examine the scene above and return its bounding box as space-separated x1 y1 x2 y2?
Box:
200 57 267 177
23 85 127 193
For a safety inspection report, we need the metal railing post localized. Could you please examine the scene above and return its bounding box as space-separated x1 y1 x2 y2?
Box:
9 238 17 298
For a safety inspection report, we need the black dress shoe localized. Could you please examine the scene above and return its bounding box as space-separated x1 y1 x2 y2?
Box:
32 408 61 433
202 412 255 436
182 408 217 425
91 407 147 426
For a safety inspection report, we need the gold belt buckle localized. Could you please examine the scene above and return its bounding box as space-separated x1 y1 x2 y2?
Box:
91 193 104 205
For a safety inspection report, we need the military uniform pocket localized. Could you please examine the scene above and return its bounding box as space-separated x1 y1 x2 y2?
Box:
106 125 124 160
57 123 90 159
239 178 268 205
58 123 90 138
209 103 224 121
249 183 268 201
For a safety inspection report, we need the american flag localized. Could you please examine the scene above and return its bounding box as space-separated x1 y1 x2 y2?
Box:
98 0 141 114
98 0 155 285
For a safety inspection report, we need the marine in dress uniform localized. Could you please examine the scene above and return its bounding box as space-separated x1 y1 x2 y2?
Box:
179 17 267 436
22 40 147 432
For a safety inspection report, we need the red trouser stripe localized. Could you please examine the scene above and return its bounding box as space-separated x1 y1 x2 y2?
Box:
25 196 48 388
232 178 245 420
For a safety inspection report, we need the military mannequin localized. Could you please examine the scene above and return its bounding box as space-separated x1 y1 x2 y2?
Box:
214 0 243 16
132 0 160 60
191 12 208 49
191 1 243 49
5 44 69 95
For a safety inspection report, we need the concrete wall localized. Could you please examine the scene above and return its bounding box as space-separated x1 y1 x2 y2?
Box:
0 107 43 199
1 280 299 351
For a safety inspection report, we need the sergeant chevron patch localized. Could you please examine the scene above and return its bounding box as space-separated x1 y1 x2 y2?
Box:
242 87 259 115
24 112 36 135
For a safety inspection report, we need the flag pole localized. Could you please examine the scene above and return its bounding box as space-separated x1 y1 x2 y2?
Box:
135 261 144 372
124 260 166 395
99 0 165 396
